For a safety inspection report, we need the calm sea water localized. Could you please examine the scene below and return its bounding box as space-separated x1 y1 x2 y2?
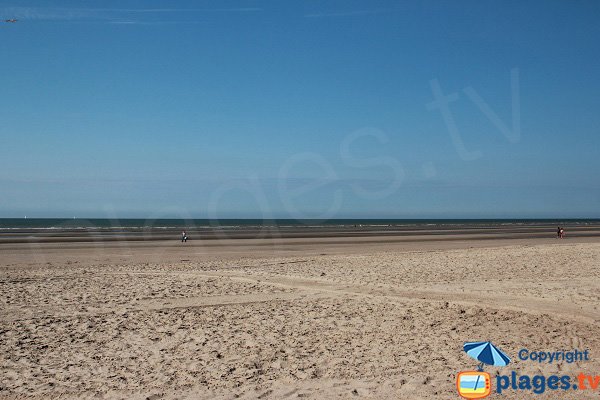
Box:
0 218 598 229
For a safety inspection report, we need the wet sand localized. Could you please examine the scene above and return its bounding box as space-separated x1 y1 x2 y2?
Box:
1 234 599 399
2 222 600 245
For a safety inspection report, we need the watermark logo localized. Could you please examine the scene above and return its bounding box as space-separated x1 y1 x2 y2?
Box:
457 341 597 397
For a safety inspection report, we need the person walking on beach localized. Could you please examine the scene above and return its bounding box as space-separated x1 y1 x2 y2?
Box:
557 226 561 239
181 230 187 243
560 227 565 239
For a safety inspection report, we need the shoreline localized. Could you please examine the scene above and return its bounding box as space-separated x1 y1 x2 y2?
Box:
2 232 599 264
1 223 600 245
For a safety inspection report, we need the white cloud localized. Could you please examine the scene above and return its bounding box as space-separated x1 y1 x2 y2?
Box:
304 9 387 18
1 6 260 23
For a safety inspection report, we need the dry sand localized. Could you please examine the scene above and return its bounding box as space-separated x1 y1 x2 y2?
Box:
1 237 599 399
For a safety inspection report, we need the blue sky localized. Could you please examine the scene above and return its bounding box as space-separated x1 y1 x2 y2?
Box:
1 0 599 218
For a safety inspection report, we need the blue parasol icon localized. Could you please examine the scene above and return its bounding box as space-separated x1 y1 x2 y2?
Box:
463 341 511 395
464 341 511 370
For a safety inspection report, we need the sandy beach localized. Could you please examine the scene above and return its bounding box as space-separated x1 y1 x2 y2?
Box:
1 235 599 399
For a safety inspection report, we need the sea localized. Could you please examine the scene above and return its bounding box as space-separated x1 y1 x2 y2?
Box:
0 218 598 230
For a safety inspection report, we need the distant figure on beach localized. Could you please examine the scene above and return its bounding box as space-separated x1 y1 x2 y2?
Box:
560 227 565 239
181 230 187 243
557 226 561 239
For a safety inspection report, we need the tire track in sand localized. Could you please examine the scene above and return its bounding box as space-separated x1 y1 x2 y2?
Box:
196 271 600 325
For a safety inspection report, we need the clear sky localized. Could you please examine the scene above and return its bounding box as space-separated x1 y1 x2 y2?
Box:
1 0 599 219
